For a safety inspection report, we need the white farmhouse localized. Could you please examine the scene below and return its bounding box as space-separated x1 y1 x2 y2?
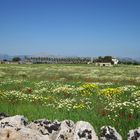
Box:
95 62 112 67
94 57 119 66
112 58 119 65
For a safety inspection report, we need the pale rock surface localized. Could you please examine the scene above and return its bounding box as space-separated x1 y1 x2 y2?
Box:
100 126 122 140
0 115 28 128
0 112 9 120
2 114 136 140
0 115 50 140
0 127 50 140
128 127 140 140
73 121 98 140
28 119 61 140
55 120 75 140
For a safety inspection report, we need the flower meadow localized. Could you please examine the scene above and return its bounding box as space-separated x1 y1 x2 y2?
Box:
0 64 140 138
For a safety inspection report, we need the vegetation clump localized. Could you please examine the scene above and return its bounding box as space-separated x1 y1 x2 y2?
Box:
0 64 139 139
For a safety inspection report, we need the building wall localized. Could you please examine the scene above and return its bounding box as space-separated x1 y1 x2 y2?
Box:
112 58 119 65
95 63 112 67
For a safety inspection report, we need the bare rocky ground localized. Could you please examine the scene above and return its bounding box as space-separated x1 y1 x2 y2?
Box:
0 113 139 140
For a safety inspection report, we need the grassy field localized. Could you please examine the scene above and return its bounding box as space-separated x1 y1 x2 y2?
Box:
0 64 140 139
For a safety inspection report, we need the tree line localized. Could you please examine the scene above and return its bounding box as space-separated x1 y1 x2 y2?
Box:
1 56 140 65
27 57 91 64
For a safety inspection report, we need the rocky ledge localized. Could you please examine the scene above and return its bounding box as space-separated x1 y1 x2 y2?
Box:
0 113 139 140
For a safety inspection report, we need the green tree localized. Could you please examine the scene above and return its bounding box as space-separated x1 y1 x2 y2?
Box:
12 57 21 62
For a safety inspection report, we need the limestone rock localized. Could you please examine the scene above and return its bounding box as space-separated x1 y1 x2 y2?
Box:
0 116 50 140
0 115 28 128
73 121 98 140
56 120 75 140
0 112 9 120
28 119 61 140
128 127 140 140
0 127 50 140
100 126 122 140
3 114 137 140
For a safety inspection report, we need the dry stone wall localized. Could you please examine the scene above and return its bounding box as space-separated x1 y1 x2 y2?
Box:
0 113 139 140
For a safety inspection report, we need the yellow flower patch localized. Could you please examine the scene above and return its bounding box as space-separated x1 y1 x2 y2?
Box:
73 103 86 109
81 83 98 90
100 88 122 97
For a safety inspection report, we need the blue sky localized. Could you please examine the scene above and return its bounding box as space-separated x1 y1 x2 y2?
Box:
0 0 140 57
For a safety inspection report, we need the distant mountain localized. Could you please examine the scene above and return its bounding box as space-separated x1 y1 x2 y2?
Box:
31 53 68 58
134 57 140 62
118 57 140 64
0 54 31 60
0 54 12 60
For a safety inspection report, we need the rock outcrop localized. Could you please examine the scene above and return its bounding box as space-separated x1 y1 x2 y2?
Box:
0 115 50 140
0 113 139 140
128 127 140 140
100 126 122 140
73 121 98 140
0 114 99 140
0 112 9 120
28 119 61 140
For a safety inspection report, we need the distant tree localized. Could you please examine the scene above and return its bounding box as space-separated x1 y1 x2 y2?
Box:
3 59 8 62
12 57 21 62
103 56 113 62
96 56 113 63
97 56 103 62
133 61 139 65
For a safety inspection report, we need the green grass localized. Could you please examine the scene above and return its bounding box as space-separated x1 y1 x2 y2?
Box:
0 102 121 135
0 64 140 139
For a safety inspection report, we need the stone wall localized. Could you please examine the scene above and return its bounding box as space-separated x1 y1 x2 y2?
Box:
0 113 139 140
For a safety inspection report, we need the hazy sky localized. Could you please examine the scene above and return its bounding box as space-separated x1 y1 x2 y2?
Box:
0 0 140 57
